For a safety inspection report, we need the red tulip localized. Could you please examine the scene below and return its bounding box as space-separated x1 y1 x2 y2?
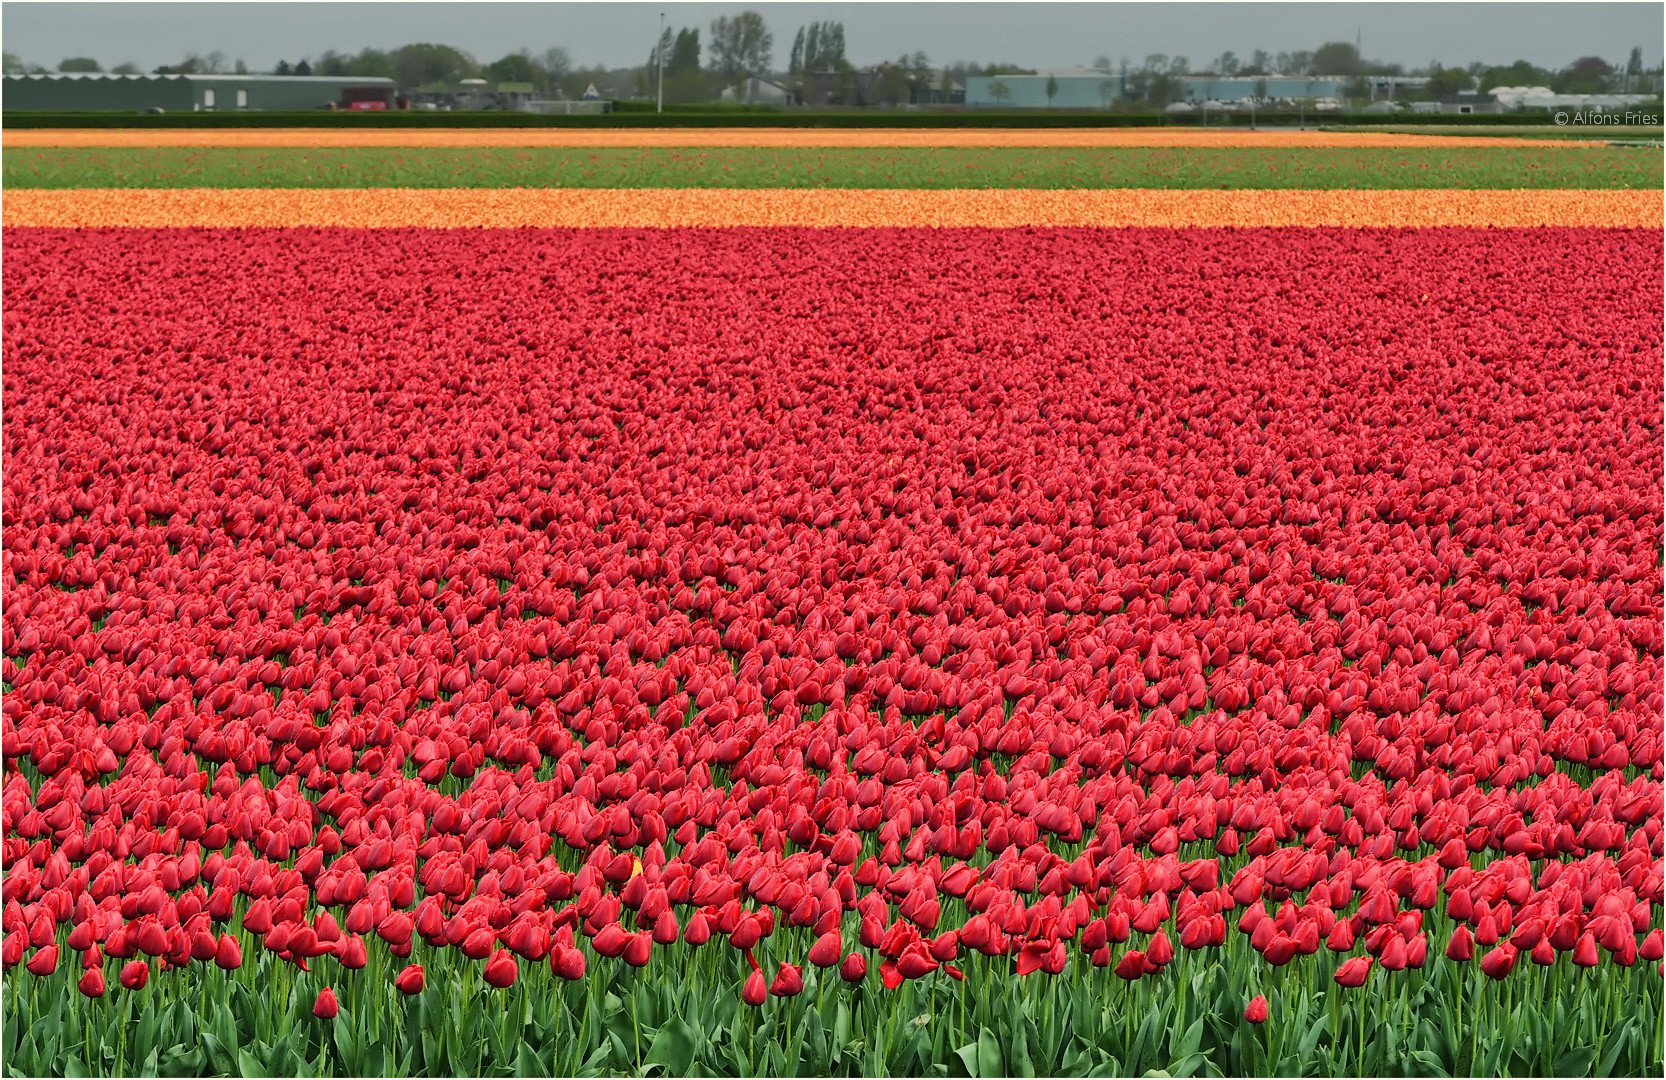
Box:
770 963 805 997
552 945 587 981
1147 931 1175 968
78 968 106 998
120 960 149 990
483 949 518 988
338 934 368 970
1114 950 1147 981
809 930 842 968
313 987 339 1019
1244 996 1269 1024
839 953 867 983
1333 956 1373 988
1446 925 1474 962
742 970 767 1007
396 964 425 994
1479 944 1518 981
26 946 59 977
215 934 242 970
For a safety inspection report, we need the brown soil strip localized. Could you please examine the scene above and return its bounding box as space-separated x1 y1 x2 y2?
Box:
1 127 1594 149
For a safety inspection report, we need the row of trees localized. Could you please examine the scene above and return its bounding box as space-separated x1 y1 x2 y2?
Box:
4 13 1658 107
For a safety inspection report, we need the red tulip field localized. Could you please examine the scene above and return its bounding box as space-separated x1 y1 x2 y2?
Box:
2 160 1663 1077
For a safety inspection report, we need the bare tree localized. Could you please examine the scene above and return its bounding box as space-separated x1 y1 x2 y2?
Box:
540 47 573 81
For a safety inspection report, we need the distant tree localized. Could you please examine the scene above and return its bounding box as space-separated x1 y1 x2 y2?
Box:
1555 55 1615 94
1045 74 1058 105
789 19 844 83
657 29 708 103
989 79 1011 105
1214 51 1239 76
486 50 543 85
1092 55 1112 72
234 59 248 74
1246 49 1270 76
293 59 313 77
788 27 805 75
669 29 701 74
274 59 293 76
157 53 213 75
57 57 101 72
1286 50 1313 75
1143 54 1168 75
540 47 572 81
1477 59 1549 91
1254 77 1267 100
347 49 397 80
875 62 911 106
709 11 773 88
1625 46 1643 91
1147 72 1181 106
2 52 25 74
1424 64 1473 99
648 26 672 76
1312 42 1362 76
110 62 141 75
1168 56 1189 76
390 44 476 88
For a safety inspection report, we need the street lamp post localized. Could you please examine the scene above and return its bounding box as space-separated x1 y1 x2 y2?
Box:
656 11 665 114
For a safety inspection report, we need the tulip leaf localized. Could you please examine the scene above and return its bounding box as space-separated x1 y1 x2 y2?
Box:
198 1033 235 1076
62 1056 88 1079
645 1017 699 1076
1177 1016 1204 1061
1597 1019 1633 1078
331 1016 356 1071
978 1026 1003 1079
1556 1045 1595 1076
514 1042 545 1077
1296 1014 1327 1063
1010 1019 1035 1078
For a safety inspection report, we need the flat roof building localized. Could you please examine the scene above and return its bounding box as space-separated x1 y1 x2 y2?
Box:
964 70 1351 108
2 72 397 112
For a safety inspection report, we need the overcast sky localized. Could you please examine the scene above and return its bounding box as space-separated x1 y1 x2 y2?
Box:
4 2 1660 74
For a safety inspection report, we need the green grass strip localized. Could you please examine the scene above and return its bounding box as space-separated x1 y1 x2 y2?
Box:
4 145 1660 190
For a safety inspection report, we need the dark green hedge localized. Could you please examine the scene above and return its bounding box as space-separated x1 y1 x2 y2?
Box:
1 109 1570 130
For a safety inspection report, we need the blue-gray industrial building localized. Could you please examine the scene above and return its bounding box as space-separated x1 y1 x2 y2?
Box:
964 69 1356 108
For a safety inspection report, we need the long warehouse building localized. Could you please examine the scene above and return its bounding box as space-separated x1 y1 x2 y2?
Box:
3 72 398 112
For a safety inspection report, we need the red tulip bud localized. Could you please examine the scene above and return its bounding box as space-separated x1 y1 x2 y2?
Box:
313 988 339 1019
395 964 425 995
1244 995 1269 1024
483 949 519 988
742 970 767 1007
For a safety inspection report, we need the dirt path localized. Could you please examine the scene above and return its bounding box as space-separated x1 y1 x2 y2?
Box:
2 127 1594 149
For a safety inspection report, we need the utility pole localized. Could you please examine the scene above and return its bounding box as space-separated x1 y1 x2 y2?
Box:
657 11 665 113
